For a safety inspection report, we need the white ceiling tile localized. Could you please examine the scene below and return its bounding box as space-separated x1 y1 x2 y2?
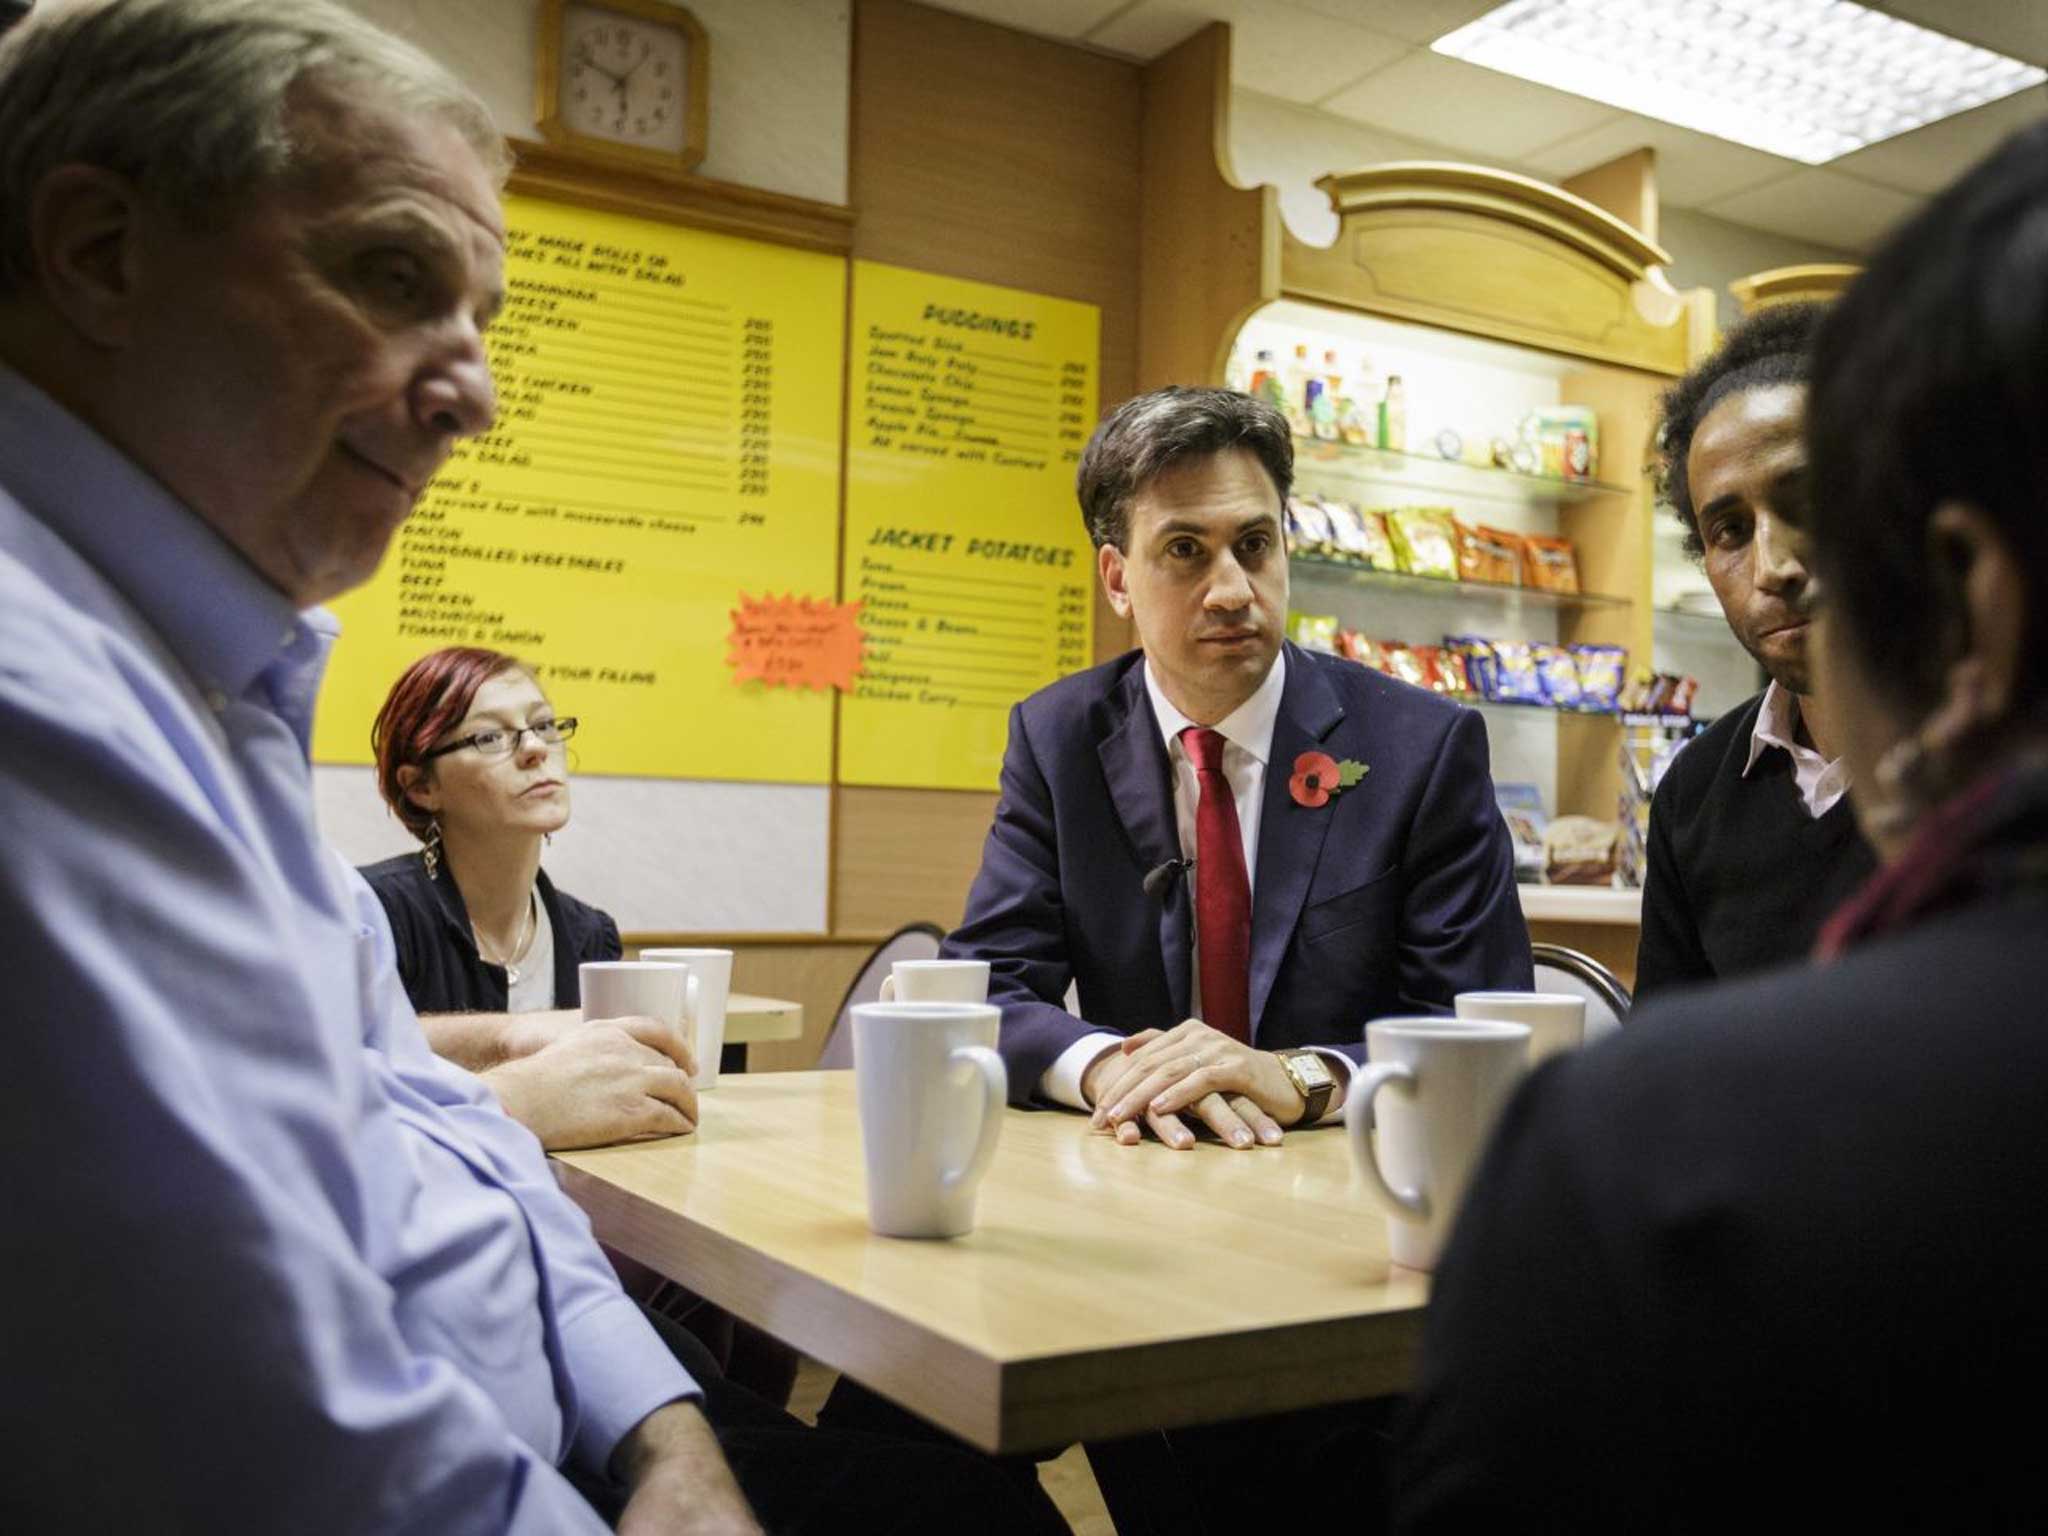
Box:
1524 115 1798 208
914 0 1133 38
1091 0 1409 100
1287 0 1499 46
1318 48 1619 159
1084 0 1231 59
1873 0 2048 68
1701 168 1927 253
1831 84 2048 195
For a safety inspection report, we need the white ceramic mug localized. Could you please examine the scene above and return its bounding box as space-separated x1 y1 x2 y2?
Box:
852 1001 1007 1239
1455 990 1587 1066
1345 1017 1530 1271
878 958 990 1006
580 961 698 1072
641 947 734 1089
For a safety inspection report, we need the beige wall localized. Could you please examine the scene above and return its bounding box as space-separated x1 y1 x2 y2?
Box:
344 0 852 204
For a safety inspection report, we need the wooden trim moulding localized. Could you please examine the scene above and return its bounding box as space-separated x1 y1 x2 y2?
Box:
508 138 856 254
1728 263 1861 314
1314 161 1673 283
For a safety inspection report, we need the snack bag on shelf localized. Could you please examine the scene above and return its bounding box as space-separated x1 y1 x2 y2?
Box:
1435 646 1473 696
1531 643 1583 709
1495 782 1549 883
1489 639 1545 704
1616 667 1659 714
1334 628 1369 664
1356 509 1401 572
1448 635 1498 698
1668 675 1701 718
1410 643 1451 694
1381 642 1429 690
1542 816 1621 886
1521 533 1580 593
1285 495 1335 556
1462 524 1524 586
1573 644 1627 711
1287 611 1339 653
1322 498 1373 561
1388 507 1460 580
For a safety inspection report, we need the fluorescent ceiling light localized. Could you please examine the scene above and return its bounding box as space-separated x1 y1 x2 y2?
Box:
1433 0 2046 165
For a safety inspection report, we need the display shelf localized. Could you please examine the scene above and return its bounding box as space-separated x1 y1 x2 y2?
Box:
1291 552 1630 613
1468 697 1622 725
1518 885 1642 925
1291 434 1630 508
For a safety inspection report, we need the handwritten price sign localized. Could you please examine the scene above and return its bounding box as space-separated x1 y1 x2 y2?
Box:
726 593 865 691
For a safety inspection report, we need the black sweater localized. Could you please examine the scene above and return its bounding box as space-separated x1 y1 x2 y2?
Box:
359 852 621 1013
1635 690 1878 1000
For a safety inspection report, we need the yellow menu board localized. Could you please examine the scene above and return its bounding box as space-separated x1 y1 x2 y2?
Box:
312 194 845 783
838 263 1099 791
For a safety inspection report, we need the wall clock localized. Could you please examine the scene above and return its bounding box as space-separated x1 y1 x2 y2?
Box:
536 0 708 175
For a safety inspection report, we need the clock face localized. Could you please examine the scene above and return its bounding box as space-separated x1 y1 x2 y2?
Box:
561 4 689 153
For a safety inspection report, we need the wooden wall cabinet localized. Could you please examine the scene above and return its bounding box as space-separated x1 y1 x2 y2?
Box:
1139 24 1716 983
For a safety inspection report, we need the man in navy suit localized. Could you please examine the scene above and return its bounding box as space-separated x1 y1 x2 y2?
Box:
948 384 1531 1150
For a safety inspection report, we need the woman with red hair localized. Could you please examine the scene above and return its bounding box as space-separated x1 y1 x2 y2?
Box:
360 646 697 1149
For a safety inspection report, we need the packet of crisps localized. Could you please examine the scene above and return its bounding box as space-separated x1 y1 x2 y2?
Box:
1572 644 1626 710
1388 507 1460 580
1532 643 1582 708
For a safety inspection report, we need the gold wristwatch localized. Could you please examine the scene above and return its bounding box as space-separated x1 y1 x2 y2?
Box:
1274 1048 1336 1125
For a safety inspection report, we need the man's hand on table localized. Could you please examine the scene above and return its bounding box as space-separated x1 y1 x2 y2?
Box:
614 1401 763 1536
487 1018 699 1150
1082 1019 1321 1149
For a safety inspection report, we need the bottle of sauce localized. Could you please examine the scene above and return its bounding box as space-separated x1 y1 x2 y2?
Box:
1379 375 1408 453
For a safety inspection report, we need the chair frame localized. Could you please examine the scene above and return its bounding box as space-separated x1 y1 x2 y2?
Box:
1530 940 1632 1024
817 921 948 1066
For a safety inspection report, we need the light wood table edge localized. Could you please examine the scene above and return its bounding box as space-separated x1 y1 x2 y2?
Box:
555 1161 1424 1453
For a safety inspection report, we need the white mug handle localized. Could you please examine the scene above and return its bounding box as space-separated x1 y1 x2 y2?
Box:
1345 1062 1430 1220
940 1044 1007 1196
879 974 898 1004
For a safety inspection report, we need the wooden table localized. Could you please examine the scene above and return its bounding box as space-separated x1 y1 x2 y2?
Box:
533 992 803 1046
554 1071 1427 1453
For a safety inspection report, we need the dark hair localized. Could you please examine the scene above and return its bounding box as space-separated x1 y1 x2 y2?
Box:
1076 386 1292 550
1808 119 2048 718
1656 301 1826 558
371 646 530 841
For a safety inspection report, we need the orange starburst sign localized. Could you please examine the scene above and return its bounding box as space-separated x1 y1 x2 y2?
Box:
726 593 865 691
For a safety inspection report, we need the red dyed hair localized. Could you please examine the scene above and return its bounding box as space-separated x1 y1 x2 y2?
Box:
371 646 532 841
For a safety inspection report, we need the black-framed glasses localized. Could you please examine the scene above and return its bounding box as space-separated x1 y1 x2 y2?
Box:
426 717 579 760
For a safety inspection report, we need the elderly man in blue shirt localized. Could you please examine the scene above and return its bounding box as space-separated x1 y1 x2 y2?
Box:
0 4 1064 1534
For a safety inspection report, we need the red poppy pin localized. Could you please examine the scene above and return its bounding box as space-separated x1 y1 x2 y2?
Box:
1289 749 1368 808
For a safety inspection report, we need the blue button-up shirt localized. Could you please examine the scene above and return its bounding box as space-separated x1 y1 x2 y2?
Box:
0 365 693 1531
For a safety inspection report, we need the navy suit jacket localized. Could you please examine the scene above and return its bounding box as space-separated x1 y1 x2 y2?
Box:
947 643 1532 1102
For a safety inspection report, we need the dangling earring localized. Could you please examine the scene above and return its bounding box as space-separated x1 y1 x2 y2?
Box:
544 831 553 847
423 816 444 880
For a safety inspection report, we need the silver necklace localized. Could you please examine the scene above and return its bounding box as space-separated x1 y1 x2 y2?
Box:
475 891 537 984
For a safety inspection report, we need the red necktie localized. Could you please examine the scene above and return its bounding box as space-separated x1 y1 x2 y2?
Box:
1181 726 1251 1042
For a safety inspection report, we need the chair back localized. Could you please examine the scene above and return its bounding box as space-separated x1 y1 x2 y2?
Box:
1529 941 1632 1042
816 922 946 1069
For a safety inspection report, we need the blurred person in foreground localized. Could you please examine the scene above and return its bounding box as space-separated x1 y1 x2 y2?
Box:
1634 302 1876 997
363 645 699 1151
0 3 1063 1531
1395 118 2048 1532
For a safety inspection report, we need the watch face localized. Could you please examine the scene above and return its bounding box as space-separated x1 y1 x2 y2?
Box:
562 5 688 153
1290 1052 1333 1088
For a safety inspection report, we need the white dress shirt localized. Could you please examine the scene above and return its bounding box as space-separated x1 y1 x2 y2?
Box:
1743 680 1851 818
1038 652 1353 1123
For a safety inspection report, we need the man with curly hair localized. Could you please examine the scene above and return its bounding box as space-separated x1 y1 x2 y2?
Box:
1634 302 1876 997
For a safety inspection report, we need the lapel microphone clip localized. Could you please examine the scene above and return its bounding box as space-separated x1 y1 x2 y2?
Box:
1142 857 1194 901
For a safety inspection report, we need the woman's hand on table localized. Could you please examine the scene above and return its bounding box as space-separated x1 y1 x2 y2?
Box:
487 1018 700 1150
